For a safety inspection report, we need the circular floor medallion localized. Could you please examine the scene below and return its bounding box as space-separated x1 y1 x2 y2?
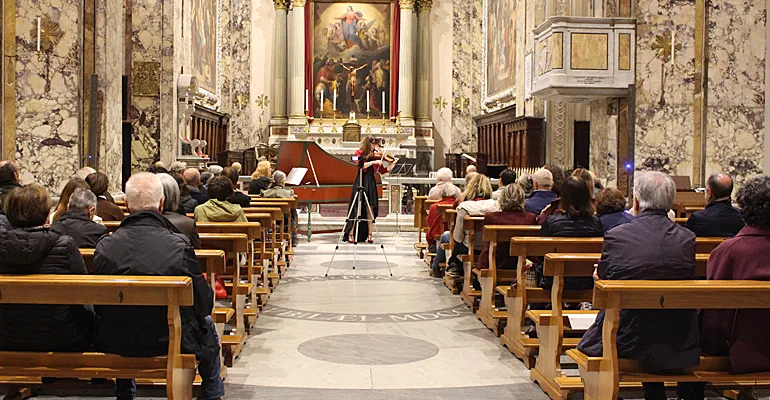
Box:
297 334 439 365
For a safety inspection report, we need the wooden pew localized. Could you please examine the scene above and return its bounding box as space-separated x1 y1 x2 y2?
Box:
419 199 440 264
413 196 428 258
566 280 770 400
243 207 286 283
472 226 542 335
0 275 196 400
532 253 710 399
684 206 704 218
441 208 460 293
500 237 726 368
672 191 707 217
458 218 502 311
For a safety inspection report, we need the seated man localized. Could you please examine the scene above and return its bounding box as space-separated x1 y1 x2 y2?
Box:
183 167 209 205
92 173 223 400
577 171 703 400
194 176 248 223
701 175 770 375
685 172 744 237
0 160 22 206
50 188 108 248
492 168 517 200
427 167 462 201
525 168 557 215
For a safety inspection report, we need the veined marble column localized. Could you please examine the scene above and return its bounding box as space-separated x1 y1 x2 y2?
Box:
287 0 306 129
398 0 416 125
415 0 432 123
270 0 289 127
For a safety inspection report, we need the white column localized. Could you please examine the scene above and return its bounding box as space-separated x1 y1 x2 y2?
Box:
287 0 306 127
270 0 288 126
398 0 416 123
415 0 432 122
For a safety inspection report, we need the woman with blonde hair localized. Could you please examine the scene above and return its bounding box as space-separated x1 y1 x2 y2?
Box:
459 173 493 204
249 160 272 195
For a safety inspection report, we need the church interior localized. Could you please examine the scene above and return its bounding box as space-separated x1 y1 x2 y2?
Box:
1 0 770 399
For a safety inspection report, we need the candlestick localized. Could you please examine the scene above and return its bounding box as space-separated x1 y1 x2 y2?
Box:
366 91 370 112
303 110 310 133
380 110 386 134
36 18 41 52
331 113 338 133
365 111 372 134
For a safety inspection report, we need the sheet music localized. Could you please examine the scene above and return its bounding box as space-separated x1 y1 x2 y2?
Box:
567 313 598 330
286 167 308 186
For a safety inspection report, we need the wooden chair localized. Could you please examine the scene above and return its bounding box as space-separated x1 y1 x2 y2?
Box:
472 226 542 336
566 280 770 400
0 275 196 400
531 253 710 399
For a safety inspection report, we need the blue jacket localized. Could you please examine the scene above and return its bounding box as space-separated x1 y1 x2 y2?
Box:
599 211 635 234
524 190 557 215
685 200 744 237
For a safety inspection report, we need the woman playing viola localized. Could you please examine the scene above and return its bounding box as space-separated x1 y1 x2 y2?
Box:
344 136 395 243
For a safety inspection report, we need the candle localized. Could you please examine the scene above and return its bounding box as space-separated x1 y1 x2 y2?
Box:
366 91 370 112
333 88 337 111
36 18 41 52
671 30 676 66
305 89 309 112
382 91 386 115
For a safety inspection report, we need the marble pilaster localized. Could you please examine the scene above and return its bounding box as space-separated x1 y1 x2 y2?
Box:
287 0 306 127
14 0 82 191
589 98 618 186
270 0 288 126
95 0 125 192
158 0 177 164
450 0 482 153
415 0 432 123
227 0 253 150
398 0 416 124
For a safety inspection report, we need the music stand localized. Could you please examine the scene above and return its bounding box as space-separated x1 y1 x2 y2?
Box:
388 158 416 244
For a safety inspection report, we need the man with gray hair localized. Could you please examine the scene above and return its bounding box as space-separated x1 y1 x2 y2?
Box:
93 172 224 400
524 168 557 215
183 167 209 205
577 171 703 400
428 167 462 201
50 188 107 248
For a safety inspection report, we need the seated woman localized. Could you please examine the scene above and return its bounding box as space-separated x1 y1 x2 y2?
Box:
50 177 93 223
249 161 272 195
596 187 634 233
477 184 537 270
0 184 94 351
432 173 494 278
158 173 201 248
701 175 770 375
173 172 198 214
536 176 603 289
86 172 124 221
223 166 251 208
262 171 298 247
194 176 248 223
427 167 462 202
425 183 461 276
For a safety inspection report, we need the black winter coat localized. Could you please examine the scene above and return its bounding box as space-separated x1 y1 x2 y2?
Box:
92 211 218 361
248 176 271 195
50 210 108 248
179 194 198 214
685 200 744 237
0 227 94 351
163 211 202 249
577 210 700 371
228 191 251 208
537 214 603 289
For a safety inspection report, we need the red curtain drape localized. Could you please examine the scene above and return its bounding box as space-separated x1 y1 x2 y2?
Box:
305 3 313 118
390 0 400 119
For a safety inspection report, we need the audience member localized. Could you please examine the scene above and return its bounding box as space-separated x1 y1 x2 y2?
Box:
577 171 702 400
700 175 770 374
0 160 21 207
0 184 94 352
517 174 534 197
477 184 537 270
169 161 187 174
432 173 493 277
426 182 460 265
263 171 299 247
466 164 477 175
183 168 209 205
159 173 201 248
571 168 594 195
207 165 223 180
92 173 223 400
685 173 744 237
249 160 272 195
50 188 108 248
596 187 634 233
86 172 124 221
525 168 557 215
231 162 242 174
543 164 565 196
223 167 250 207
194 176 247 223
73 167 96 181
50 178 92 223
200 171 213 188
492 168 517 200
173 172 198 213
536 177 603 289
428 167 463 201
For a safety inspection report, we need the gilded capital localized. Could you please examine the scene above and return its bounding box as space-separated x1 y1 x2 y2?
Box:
274 0 289 10
399 0 415 10
291 0 306 8
416 0 432 12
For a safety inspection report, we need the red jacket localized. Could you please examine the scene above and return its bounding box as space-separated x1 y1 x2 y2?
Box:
426 197 455 244
700 226 770 373
476 211 537 269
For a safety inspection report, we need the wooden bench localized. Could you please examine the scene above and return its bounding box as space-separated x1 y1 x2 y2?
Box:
472 226 543 336
566 280 770 400
242 206 289 276
0 275 197 399
501 237 725 368
532 253 710 399
456 216 484 309
672 191 707 218
441 208 462 293
419 199 440 265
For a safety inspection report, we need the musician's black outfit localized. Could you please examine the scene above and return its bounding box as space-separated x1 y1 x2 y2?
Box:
343 150 384 243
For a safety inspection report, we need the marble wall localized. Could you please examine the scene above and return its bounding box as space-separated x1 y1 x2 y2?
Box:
250 0 275 145
13 0 82 192
225 0 253 151
430 0 453 168
589 98 618 186
704 1 766 185
450 0 482 153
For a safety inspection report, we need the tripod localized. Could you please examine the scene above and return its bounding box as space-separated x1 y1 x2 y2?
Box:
325 163 393 277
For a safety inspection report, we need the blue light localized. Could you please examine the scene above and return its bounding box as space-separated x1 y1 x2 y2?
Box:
625 163 632 170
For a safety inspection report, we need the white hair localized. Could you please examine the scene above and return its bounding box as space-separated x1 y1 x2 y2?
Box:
436 167 453 183
437 182 459 198
67 188 97 211
533 168 554 190
634 171 675 212
169 161 187 174
157 173 180 212
272 170 286 187
207 165 223 176
125 172 164 211
73 167 96 180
